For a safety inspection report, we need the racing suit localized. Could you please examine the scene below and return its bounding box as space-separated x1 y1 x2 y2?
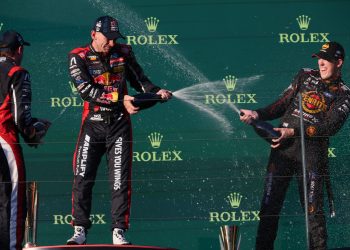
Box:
68 43 161 230
254 68 350 250
0 56 36 250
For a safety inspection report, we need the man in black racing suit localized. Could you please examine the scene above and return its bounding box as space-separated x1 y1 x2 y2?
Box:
0 30 50 250
240 42 350 250
66 16 172 245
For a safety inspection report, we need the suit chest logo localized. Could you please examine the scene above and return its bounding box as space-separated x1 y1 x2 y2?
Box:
302 91 327 114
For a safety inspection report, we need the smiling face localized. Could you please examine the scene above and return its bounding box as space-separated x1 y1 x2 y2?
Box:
91 31 116 55
318 58 343 82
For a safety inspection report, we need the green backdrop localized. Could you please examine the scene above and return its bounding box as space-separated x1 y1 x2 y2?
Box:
1 0 350 249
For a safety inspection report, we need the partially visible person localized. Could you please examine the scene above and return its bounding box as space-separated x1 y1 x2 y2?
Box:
0 30 50 250
66 16 172 245
240 42 350 250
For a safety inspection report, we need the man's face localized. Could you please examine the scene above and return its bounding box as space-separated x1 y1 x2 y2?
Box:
318 58 342 82
91 31 115 54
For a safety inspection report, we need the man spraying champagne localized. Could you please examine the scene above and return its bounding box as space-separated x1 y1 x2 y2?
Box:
240 42 350 250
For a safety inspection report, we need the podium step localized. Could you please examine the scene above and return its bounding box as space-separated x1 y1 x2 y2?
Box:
23 244 177 250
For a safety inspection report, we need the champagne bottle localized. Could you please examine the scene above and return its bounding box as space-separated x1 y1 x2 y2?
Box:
250 119 281 143
240 112 281 144
132 92 162 110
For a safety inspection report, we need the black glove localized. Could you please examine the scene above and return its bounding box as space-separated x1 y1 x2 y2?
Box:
24 118 51 148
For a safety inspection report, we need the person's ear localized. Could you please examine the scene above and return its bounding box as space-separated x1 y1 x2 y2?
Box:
336 58 343 69
91 30 96 40
17 46 23 55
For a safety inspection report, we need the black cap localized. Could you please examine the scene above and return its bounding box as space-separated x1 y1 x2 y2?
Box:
312 41 345 61
0 30 30 49
92 16 125 40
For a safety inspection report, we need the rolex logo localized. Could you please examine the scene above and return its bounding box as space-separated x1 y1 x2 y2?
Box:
50 81 82 108
127 17 178 46
226 192 243 209
296 15 311 30
279 15 329 43
209 192 260 223
145 17 159 32
133 132 182 162
0 23 3 31
68 81 78 95
205 74 257 105
148 132 163 148
223 75 237 91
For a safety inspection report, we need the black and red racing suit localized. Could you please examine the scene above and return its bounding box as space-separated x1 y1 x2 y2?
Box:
254 68 350 250
68 43 161 230
0 56 36 250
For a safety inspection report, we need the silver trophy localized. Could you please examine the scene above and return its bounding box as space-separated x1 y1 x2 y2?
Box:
219 225 241 250
24 182 38 248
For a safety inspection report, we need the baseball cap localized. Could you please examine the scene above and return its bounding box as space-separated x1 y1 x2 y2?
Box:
0 30 30 49
312 41 345 61
92 16 125 40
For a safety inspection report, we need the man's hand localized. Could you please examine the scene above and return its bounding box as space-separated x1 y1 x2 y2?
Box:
239 109 259 124
123 95 139 114
271 128 295 148
25 119 51 148
156 89 172 100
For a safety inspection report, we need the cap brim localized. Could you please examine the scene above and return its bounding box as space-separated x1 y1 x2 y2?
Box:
312 52 334 61
0 41 30 48
104 32 125 40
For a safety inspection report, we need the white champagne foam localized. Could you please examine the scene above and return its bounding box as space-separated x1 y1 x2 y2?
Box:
89 0 263 134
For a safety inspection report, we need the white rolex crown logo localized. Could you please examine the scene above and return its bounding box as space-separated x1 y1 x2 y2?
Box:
145 17 159 32
0 23 3 31
226 192 243 208
223 75 237 91
296 15 311 31
148 132 163 148
68 81 78 95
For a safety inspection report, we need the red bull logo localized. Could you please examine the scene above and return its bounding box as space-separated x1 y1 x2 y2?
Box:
94 72 121 86
101 92 118 102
